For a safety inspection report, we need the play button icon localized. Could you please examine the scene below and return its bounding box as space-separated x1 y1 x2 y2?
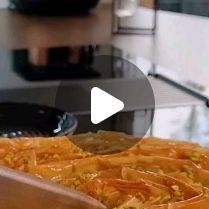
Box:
91 87 124 124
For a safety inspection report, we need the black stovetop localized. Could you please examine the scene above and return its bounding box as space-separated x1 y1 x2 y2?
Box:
0 44 209 145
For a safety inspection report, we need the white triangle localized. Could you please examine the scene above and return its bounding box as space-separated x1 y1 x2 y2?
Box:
91 87 124 124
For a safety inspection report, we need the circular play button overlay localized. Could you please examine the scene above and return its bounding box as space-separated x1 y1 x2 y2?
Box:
91 87 124 125
55 52 155 154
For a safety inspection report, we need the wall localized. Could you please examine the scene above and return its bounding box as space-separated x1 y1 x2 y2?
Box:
0 0 9 8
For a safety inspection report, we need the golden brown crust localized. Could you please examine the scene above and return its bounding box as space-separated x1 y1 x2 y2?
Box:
1 132 209 208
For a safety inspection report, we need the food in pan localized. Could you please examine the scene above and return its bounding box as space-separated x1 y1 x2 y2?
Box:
0 137 90 171
1 131 209 209
70 131 139 154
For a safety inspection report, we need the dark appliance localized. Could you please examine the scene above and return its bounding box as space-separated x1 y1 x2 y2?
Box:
9 0 100 15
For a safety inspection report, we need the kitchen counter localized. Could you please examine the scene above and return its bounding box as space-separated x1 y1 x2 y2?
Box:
0 45 207 143
0 5 208 143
